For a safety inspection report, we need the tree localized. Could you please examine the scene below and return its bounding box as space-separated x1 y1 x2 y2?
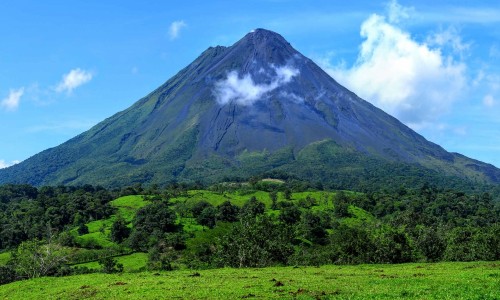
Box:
413 226 446 262
217 201 240 223
191 201 212 218
284 189 292 200
10 238 69 279
279 204 301 225
269 191 278 210
215 216 294 268
77 223 89 235
0 266 16 285
333 191 350 218
239 197 265 219
298 211 328 245
98 256 123 273
372 226 413 263
129 201 179 251
329 225 375 264
110 215 131 243
196 206 217 228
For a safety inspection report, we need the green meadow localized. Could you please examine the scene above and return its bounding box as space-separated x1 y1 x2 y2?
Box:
0 261 498 299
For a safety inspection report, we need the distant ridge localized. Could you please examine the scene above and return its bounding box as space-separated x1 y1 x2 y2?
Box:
1 29 499 189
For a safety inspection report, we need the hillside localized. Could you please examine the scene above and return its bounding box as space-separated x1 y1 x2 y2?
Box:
0 29 499 188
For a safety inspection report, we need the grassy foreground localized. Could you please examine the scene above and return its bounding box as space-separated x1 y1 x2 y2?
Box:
1 262 498 299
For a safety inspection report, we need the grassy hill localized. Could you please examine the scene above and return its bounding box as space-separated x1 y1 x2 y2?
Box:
0 261 498 299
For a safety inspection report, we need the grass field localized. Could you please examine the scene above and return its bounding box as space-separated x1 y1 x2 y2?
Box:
75 252 148 272
73 195 149 249
0 261 498 299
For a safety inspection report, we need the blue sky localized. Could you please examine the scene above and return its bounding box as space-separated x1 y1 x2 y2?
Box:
1 0 500 168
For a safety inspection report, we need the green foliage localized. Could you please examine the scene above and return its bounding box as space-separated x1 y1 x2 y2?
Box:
98 256 123 274
412 226 446 262
239 197 265 219
0 252 11 266
0 266 16 285
444 226 497 261
278 204 301 225
77 224 89 235
110 216 130 244
0 184 115 250
0 181 499 287
215 216 294 268
129 201 179 251
329 224 375 264
216 201 240 223
196 206 217 228
10 238 69 279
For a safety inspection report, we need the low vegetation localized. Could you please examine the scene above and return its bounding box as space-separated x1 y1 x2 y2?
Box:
0 179 498 298
1 262 498 299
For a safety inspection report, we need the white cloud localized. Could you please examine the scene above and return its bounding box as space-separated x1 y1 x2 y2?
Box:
387 0 413 23
1 88 24 111
0 159 20 169
319 1 466 128
427 27 470 58
168 21 187 40
55 68 93 93
214 65 299 106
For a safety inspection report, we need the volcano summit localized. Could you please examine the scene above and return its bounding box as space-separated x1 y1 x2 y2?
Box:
1 29 499 188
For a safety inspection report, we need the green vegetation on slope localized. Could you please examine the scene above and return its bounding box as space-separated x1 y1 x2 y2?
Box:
0 181 499 291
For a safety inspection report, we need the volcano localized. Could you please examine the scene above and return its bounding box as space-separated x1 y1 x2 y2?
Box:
1 29 499 188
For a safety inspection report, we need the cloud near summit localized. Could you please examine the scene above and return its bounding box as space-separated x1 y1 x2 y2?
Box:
319 0 467 128
214 65 299 106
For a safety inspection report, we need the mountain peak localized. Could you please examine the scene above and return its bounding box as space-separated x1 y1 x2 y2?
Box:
1 29 500 187
246 28 289 43
224 28 297 66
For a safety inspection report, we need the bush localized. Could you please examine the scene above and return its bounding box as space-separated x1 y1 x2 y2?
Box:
110 216 131 243
217 201 240 223
98 256 123 274
0 266 16 285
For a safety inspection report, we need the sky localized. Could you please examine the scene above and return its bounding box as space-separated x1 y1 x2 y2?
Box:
1 0 500 169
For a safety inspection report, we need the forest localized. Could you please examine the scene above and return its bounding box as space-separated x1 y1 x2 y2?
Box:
0 179 499 285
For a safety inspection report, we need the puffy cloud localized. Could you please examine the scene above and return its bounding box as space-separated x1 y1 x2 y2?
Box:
1 88 24 111
320 1 466 128
55 68 93 93
168 21 186 40
214 65 299 106
0 159 20 169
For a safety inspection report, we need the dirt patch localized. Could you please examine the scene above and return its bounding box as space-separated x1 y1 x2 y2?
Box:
241 293 256 298
290 288 307 296
71 287 98 299
274 281 284 287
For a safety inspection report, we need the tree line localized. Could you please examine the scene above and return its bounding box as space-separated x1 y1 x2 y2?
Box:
0 181 499 285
